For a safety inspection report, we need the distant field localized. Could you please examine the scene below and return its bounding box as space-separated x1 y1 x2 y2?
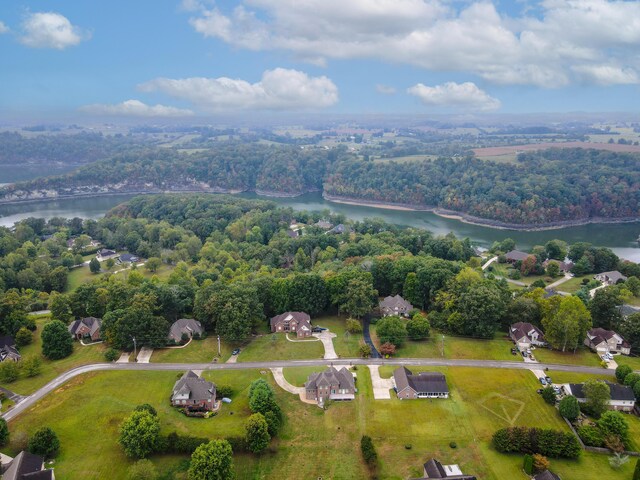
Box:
473 141 640 160
374 154 438 163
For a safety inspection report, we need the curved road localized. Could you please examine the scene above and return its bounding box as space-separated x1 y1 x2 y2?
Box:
2 357 616 423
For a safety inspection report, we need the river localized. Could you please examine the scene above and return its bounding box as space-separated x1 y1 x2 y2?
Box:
1 191 639 262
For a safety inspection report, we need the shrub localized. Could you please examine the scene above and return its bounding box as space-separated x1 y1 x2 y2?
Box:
615 364 633 383
376 316 406 347
127 459 158 480
578 426 605 447
541 386 556 405
0 418 8 447
28 427 60 459
22 356 41 377
406 314 430 340
217 385 234 398
134 404 158 417
379 342 396 356
161 432 208 454
492 427 581 458
41 320 73 360
119 410 160 459
559 395 580 421
523 454 534 475
346 318 363 334
404 444 412 450
245 413 270 454
225 436 248 453
598 411 629 445
532 454 550 473
449 441 457 449
105 348 120 362
609 452 630 470
360 435 377 465
359 344 372 358
604 434 625 453
15 327 33 347
0 361 19 383
623 373 640 388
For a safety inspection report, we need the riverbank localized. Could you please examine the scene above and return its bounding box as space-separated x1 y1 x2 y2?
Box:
322 194 640 232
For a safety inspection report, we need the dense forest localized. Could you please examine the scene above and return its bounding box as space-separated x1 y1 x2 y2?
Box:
0 194 638 355
2 136 640 226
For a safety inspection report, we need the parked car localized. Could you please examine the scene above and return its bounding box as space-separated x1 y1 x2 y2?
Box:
552 386 561 394
601 354 609 361
312 327 328 332
231 348 240 356
221 397 232 404
539 377 547 386
605 353 613 360
545 376 552 384
521 351 528 358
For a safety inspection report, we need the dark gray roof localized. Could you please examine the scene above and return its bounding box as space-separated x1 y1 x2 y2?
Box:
569 382 635 402
98 248 116 256
168 318 204 342
421 458 476 480
119 253 139 262
0 336 16 349
533 471 561 480
619 304 640 318
596 271 627 283
380 295 413 313
270 311 312 331
505 250 530 261
394 368 449 395
305 367 355 391
1 451 53 480
172 370 216 403
0 336 20 362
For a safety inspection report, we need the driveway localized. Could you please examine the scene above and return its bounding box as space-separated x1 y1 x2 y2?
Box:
0 386 25 404
368 365 394 399
136 347 153 364
115 352 130 363
546 273 572 290
481 256 498 271
313 331 338 360
270 367 304 395
362 315 381 358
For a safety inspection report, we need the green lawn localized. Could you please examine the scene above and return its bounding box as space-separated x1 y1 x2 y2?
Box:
7 318 110 396
533 346 602 367
4 367 636 480
615 354 640 371
151 336 232 363
66 263 175 292
557 275 593 294
312 315 364 358
238 333 324 362
282 366 323 387
371 326 517 361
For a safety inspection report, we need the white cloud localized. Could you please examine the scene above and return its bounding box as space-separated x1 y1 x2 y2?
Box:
139 68 339 111
19 12 87 49
0 21 9 34
376 84 396 95
407 82 501 111
80 100 194 117
572 65 639 85
186 0 640 87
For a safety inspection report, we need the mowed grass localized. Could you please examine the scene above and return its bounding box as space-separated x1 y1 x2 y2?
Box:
615 354 640 371
557 275 592 294
65 263 175 292
5 369 266 479
371 325 517 361
312 315 364 358
533 347 602 367
7 317 109 396
238 333 324 362
282 366 323 387
5 367 636 480
151 336 232 363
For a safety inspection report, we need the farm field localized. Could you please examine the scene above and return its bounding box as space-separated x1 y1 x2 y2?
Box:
5 367 636 479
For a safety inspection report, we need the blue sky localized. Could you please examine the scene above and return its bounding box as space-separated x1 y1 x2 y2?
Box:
1 0 640 118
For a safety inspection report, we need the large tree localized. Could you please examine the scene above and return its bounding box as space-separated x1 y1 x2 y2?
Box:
188 439 235 480
589 287 622 330
41 320 73 360
376 315 407 347
448 278 510 338
558 395 580 421
27 427 60 459
245 413 270 454
542 296 592 352
0 418 8 447
340 277 377 318
118 410 160 459
583 379 611 418
619 312 640 355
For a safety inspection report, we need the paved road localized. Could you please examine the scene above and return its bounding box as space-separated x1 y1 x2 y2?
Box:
481 256 498 271
362 315 381 358
2 358 617 422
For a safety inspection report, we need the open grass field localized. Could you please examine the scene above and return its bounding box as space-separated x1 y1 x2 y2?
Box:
371 325 517 361
237 333 325 362
65 262 175 292
533 346 602 367
4 367 637 479
373 154 438 164
556 275 592 294
151 336 232 363
282 366 323 387
6 317 109 396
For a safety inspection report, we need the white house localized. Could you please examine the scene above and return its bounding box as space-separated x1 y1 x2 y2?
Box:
563 382 636 412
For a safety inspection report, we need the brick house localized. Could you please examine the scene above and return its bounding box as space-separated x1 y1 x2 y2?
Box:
305 367 355 404
270 312 312 338
171 370 216 411
168 318 204 343
68 317 102 342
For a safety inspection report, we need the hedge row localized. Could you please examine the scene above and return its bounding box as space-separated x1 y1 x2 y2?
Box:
492 426 581 459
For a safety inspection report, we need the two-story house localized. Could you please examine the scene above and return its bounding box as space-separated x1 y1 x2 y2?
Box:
584 328 631 355
270 312 312 338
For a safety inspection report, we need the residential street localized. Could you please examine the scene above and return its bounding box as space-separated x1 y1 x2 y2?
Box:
1 357 621 423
